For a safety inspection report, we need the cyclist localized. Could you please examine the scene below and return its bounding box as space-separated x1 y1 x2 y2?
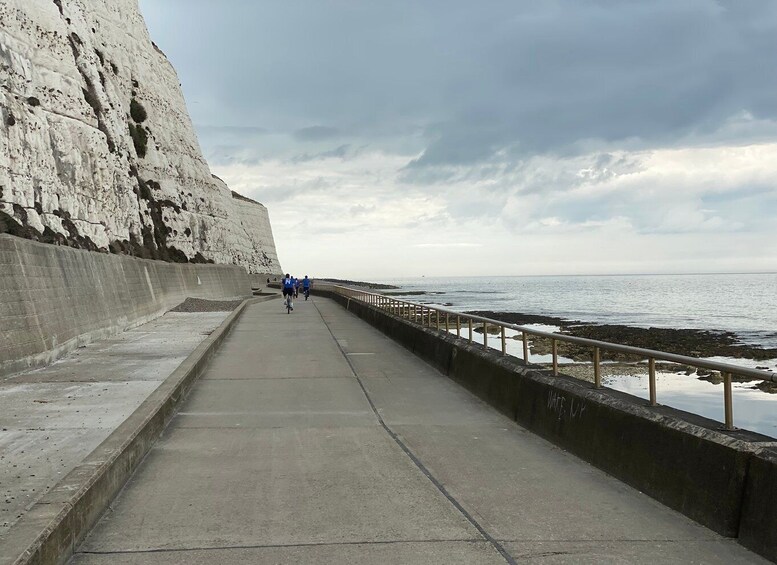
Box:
282 273 294 311
302 275 311 300
293 276 300 298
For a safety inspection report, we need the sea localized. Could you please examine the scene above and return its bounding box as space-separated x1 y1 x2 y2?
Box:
381 273 777 348
379 273 777 438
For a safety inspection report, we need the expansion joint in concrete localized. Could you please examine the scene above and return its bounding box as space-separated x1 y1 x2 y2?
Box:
311 300 518 565
74 537 486 556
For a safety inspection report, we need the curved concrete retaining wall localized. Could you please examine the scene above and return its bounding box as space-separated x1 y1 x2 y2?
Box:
2 295 275 565
0 234 251 377
321 290 777 562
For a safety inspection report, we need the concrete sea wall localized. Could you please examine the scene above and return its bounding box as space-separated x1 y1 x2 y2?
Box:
320 289 777 562
0 234 251 377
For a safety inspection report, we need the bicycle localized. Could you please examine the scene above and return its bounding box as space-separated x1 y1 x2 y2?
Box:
285 294 293 314
304 288 310 301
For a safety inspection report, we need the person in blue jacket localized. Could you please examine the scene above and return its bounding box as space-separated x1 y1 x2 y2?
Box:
282 273 294 310
302 275 311 299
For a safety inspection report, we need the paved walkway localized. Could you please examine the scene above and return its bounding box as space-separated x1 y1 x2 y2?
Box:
70 297 767 564
0 310 232 539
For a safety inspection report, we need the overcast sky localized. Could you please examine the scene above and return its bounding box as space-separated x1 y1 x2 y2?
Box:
138 0 777 278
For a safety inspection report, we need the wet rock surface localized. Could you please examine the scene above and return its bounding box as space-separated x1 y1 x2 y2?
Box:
321 278 400 290
467 310 777 363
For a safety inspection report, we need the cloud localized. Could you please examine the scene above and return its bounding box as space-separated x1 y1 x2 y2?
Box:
413 243 483 248
291 144 353 163
138 0 777 276
143 0 777 169
293 126 341 142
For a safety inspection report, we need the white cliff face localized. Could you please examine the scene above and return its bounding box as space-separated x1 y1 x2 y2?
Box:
0 0 282 275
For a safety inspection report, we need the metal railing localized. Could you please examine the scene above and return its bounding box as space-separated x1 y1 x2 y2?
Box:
324 284 777 431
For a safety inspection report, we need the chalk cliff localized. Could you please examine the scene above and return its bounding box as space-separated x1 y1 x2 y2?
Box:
0 0 282 275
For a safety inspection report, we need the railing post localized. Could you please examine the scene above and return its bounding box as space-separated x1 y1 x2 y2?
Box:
649 358 657 406
436 309 440 331
723 372 734 430
468 319 473 343
483 321 488 349
501 326 506 356
445 313 450 333
552 339 558 376
456 316 461 338
593 347 601 388
522 332 529 362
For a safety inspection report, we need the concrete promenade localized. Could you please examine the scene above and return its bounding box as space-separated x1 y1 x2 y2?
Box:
70 297 767 564
0 310 232 540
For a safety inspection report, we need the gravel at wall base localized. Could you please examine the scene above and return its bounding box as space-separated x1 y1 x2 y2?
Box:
168 297 246 313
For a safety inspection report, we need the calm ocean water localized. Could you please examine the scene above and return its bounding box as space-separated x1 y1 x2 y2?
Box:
381 272 777 437
382 273 777 348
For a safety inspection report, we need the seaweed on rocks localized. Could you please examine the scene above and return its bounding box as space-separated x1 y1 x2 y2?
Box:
321 278 400 290
468 310 777 362
191 252 214 264
130 178 189 262
0 207 99 251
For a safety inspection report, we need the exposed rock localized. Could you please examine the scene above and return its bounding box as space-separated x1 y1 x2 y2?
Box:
321 278 400 289
0 0 282 275
468 310 777 362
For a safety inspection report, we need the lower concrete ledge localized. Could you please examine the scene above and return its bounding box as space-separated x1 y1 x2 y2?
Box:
321 290 777 563
0 295 276 565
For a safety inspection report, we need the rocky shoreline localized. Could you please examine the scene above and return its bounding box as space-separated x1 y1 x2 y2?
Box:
320 278 400 290
467 310 777 363
467 310 777 392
